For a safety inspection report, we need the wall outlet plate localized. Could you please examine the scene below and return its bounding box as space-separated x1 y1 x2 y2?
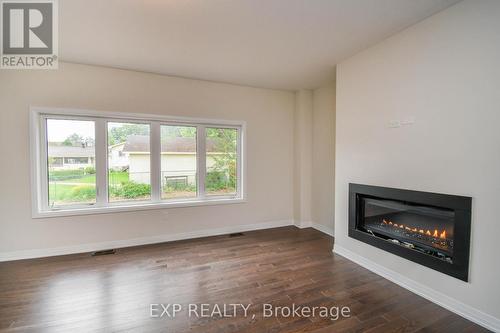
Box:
388 120 401 128
401 117 416 125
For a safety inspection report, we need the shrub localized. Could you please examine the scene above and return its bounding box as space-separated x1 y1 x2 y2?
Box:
206 171 238 191
109 186 123 198
206 171 227 191
113 181 151 199
70 185 96 200
164 183 196 193
84 166 96 175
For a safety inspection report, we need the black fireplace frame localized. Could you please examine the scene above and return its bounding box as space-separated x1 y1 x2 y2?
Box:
348 183 472 281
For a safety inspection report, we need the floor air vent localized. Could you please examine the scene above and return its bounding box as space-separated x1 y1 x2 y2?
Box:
229 232 245 237
92 249 116 256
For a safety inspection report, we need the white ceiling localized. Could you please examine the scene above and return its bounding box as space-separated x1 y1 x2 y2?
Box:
60 0 461 90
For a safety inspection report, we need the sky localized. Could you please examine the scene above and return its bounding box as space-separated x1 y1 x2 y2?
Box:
46 119 95 142
46 120 136 142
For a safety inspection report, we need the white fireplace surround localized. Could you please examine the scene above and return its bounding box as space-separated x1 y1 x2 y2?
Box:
334 1 500 331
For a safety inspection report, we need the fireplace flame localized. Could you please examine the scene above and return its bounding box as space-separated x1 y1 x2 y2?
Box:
382 219 447 240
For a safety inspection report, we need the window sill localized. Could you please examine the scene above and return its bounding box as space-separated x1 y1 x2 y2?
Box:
33 197 246 219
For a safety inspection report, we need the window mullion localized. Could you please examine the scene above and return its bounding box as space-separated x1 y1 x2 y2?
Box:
236 128 243 199
39 116 49 211
95 118 108 206
150 122 161 201
197 126 206 199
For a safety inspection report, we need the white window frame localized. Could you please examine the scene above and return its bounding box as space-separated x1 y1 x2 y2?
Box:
30 107 246 218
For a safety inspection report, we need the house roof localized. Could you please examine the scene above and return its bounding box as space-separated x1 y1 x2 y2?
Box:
48 144 95 158
108 142 125 150
123 135 221 153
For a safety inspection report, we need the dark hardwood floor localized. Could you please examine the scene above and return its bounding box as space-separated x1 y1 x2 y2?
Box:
0 227 489 332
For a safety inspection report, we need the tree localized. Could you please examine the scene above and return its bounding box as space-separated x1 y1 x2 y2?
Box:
161 126 196 138
83 137 95 147
62 133 84 146
206 128 238 190
108 124 149 145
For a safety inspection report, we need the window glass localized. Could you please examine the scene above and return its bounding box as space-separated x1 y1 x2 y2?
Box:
205 127 238 196
46 119 96 207
161 125 197 199
107 122 151 202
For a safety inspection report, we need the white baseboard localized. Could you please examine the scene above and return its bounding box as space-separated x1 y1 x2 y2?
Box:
294 220 312 228
0 219 294 262
294 220 334 237
333 244 500 332
311 222 334 236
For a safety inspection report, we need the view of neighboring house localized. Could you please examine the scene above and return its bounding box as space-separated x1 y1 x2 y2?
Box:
108 142 129 171
47 136 227 187
48 144 95 170
123 135 221 185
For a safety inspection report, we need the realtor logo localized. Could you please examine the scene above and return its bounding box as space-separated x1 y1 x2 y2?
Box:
1 0 58 69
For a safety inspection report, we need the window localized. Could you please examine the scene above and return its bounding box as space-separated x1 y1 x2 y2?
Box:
46 118 96 207
165 176 188 187
161 125 197 200
51 157 63 166
32 108 244 217
64 157 89 164
107 122 151 202
206 127 238 196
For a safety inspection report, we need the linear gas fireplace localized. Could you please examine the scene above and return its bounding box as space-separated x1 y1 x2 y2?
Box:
349 184 472 281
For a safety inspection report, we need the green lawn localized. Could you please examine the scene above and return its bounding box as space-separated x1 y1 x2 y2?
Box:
48 170 236 205
48 183 96 205
56 171 129 184
107 172 129 185
58 174 95 184
49 171 129 205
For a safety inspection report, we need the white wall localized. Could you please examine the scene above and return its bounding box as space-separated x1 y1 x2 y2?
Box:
109 145 128 170
128 154 151 184
293 86 336 235
335 0 500 327
0 62 295 255
312 83 336 235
